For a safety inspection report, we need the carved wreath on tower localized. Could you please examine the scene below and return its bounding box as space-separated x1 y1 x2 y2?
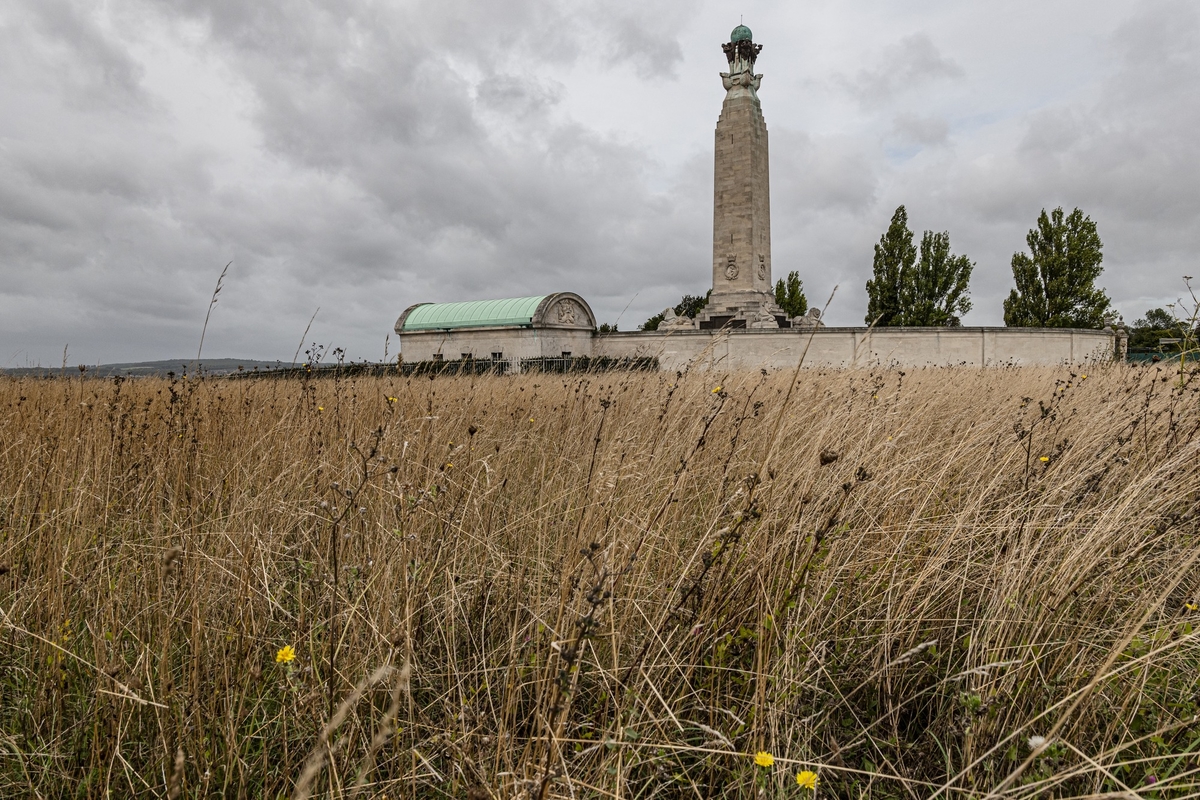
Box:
725 254 738 280
757 254 766 281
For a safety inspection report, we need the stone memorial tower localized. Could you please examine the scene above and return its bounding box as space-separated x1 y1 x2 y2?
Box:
695 24 787 329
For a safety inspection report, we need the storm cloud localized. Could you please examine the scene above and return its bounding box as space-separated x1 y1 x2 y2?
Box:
0 0 1196 365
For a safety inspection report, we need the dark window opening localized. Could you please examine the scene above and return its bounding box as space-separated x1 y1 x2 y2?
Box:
491 352 504 360
699 316 746 330
431 353 443 362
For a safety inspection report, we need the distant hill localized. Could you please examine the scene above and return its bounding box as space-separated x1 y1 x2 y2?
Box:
2 359 288 378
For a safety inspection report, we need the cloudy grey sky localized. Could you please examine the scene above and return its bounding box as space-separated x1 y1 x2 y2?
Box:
1 0 1197 366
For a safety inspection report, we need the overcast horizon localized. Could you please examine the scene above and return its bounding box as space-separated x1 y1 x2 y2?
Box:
2 0 1198 366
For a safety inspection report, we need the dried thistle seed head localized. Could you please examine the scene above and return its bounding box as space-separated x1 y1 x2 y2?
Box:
0 564 8 576
163 547 183 577
819 449 839 466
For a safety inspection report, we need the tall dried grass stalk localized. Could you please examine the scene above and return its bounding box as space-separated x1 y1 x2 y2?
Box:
196 261 230 363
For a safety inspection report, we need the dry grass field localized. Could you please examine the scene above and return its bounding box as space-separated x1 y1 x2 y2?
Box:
1 363 1199 799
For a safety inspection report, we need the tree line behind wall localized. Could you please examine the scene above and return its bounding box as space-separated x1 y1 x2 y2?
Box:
640 204 1115 331
865 205 1111 329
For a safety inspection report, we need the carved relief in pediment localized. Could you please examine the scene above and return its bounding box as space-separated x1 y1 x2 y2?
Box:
556 299 580 326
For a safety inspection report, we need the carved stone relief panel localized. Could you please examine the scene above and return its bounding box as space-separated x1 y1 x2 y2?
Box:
556 300 578 325
725 254 739 280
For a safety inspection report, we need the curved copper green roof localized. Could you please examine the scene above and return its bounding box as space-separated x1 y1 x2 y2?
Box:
730 24 753 42
399 296 548 331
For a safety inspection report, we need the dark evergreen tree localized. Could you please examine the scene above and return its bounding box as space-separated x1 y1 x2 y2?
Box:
675 292 711 319
773 271 808 318
865 206 917 325
641 313 665 331
1003 207 1110 328
641 291 711 331
896 231 973 326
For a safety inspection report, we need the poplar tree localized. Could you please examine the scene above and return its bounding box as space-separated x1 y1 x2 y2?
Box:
865 206 917 325
866 206 972 326
897 231 973 326
1003 207 1110 328
774 271 808 317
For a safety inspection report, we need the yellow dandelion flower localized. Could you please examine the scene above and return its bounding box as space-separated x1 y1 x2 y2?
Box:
796 770 817 790
387 396 398 403
445 463 453 469
1081 374 1088 379
529 418 535 423
317 406 324 412
1039 456 1049 462
275 645 296 664
753 751 774 768
1187 602 1198 611
712 386 722 393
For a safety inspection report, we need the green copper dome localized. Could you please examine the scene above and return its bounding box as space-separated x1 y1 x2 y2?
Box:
730 24 752 43
399 297 548 331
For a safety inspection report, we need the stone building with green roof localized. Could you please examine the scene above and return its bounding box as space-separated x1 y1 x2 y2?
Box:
394 293 595 366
